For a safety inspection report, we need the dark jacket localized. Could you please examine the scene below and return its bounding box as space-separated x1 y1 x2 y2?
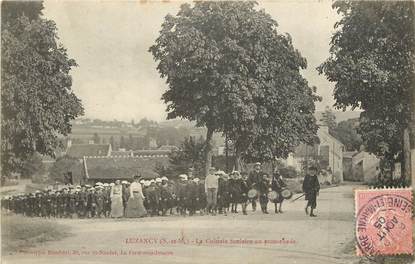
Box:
247 170 263 189
185 181 198 199
302 175 320 194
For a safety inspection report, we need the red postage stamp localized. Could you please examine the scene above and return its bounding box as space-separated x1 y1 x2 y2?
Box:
355 188 413 256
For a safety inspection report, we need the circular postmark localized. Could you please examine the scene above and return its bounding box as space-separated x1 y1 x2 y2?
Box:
356 193 412 256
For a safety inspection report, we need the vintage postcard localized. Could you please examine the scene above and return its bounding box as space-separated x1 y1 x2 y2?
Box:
1 1 414 264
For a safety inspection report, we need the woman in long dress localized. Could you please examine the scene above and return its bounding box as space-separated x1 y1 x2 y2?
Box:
110 180 124 218
125 175 147 218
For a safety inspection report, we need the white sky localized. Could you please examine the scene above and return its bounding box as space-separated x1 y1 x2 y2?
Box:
42 0 341 122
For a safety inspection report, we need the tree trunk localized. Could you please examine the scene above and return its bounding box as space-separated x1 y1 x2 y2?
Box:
225 133 229 173
402 127 411 186
204 127 214 177
235 150 242 172
410 66 415 188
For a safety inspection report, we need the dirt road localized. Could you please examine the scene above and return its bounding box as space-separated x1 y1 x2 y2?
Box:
3 185 360 264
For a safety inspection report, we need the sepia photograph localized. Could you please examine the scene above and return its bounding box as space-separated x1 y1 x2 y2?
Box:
1 1 414 264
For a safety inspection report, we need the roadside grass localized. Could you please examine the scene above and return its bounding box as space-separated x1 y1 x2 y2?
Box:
342 222 415 264
1 212 71 255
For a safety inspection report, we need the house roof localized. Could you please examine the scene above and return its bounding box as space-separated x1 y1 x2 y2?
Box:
317 126 344 146
133 150 171 157
111 150 133 157
158 145 179 151
83 156 168 180
66 144 110 159
343 151 358 159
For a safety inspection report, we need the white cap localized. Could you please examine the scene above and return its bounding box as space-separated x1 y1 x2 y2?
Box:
144 180 151 187
193 178 200 182
121 180 128 184
179 174 187 178
155 178 162 183
150 179 155 183
103 183 109 187
139 179 145 184
95 182 103 186
161 176 168 181
110 183 115 187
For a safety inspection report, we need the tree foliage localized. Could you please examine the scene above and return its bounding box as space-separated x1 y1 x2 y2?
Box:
150 2 320 173
48 156 78 183
1 2 84 175
21 152 45 179
169 137 205 177
334 118 363 151
320 107 337 136
318 1 414 171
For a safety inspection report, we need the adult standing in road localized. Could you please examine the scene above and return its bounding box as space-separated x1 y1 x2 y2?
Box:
110 180 124 218
302 166 320 217
247 162 263 212
205 167 219 215
125 175 147 218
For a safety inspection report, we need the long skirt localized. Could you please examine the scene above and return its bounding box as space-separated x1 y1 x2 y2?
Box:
111 196 123 218
125 193 147 218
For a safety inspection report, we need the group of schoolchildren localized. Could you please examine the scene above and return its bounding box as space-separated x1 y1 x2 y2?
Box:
2 163 320 218
1 183 113 218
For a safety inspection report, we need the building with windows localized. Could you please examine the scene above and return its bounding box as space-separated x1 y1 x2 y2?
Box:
282 125 345 183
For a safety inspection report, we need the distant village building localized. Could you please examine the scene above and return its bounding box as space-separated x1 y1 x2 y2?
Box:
111 150 134 157
343 151 357 181
282 125 344 183
66 143 112 159
158 145 179 151
149 137 158 149
51 142 171 185
342 151 380 183
83 155 169 184
132 150 171 157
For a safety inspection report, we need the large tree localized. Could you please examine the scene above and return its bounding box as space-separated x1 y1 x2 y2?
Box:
320 106 337 136
334 118 363 151
318 1 414 183
150 2 319 175
168 136 205 177
1 1 84 175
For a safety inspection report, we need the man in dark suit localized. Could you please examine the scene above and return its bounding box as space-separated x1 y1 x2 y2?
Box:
247 162 263 211
302 166 320 217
